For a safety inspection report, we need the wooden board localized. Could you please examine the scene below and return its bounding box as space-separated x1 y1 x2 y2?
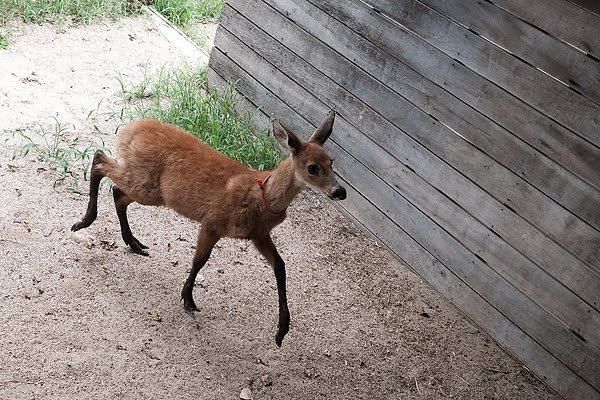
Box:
298 0 600 249
305 0 600 193
221 0 600 288
214 0 600 380
210 40 600 394
492 0 600 57
568 0 600 15
417 0 600 105
367 0 600 155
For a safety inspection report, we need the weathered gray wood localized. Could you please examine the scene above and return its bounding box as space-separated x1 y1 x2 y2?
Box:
568 0 600 15
210 22 600 387
490 0 600 57
297 0 600 266
209 46 600 400
309 0 600 193
368 0 600 149
220 4 600 368
294 0 600 200
326 134 600 390
418 0 600 105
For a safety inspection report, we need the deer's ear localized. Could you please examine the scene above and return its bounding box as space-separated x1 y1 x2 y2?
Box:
273 119 303 155
309 108 336 145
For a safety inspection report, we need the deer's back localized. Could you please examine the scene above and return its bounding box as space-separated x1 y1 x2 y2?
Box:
117 119 253 222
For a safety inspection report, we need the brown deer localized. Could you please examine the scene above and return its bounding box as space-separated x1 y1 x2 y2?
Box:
71 109 346 346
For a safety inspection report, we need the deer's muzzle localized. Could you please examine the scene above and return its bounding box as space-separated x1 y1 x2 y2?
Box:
330 185 347 200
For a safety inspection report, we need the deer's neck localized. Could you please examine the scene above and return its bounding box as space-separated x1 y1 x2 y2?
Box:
261 157 304 214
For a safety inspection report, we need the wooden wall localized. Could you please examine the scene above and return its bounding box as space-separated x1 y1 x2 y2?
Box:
207 0 600 398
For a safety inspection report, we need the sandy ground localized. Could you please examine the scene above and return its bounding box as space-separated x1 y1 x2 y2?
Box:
0 15 557 400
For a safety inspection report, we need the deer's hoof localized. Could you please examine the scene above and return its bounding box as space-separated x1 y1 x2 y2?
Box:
182 300 199 316
71 220 88 231
275 332 285 347
129 243 149 256
184 307 198 319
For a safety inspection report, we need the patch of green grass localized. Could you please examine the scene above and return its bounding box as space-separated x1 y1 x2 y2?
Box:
116 65 282 171
153 0 222 48
0 0 136 25
0 0 223 48
11 118 110 192
153 0 222 25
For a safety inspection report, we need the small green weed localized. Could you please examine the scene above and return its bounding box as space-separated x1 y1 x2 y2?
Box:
115 65 282 170
12 118 109 192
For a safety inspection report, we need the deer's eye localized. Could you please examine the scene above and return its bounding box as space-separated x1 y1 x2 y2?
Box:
307 164 319 176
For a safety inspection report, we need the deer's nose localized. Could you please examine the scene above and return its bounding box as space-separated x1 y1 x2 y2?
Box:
331 186 347 200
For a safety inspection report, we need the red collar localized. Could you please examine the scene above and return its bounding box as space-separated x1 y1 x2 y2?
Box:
255 174 287 216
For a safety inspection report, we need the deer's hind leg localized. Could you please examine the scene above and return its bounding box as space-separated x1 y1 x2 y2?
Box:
71 150 107 232
113 186 149 256
253 235 290 347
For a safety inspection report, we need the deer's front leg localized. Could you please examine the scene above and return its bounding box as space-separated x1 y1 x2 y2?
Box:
254 235 290 347
182 228 219 314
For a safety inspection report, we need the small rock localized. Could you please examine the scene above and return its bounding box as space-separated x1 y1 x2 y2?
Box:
99 239 117 251
72 232 94 249
257 357 268 366
240 387 253 400
260 374 272 386
304 368 320 379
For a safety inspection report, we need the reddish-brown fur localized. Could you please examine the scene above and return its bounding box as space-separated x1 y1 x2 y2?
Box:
71 109 345 346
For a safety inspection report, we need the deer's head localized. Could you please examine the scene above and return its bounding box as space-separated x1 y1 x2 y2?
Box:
273 109 347 201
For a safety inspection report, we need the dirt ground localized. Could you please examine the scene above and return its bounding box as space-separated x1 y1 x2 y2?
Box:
0 15 558 400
